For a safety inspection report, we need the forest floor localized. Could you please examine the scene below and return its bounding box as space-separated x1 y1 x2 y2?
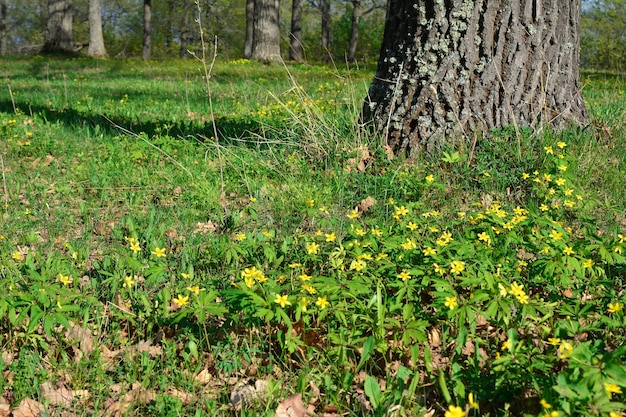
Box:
0 57 625 417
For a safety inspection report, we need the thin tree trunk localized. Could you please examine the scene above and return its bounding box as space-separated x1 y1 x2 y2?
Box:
179 1 192 59
289 0 304 61
43 0 73 53
0 0 7 55
363 0 588 158
320 0 331 63
88 0 106 57
251 0 281 62
244 0 254 59
347 0 360 62
142 0 152 60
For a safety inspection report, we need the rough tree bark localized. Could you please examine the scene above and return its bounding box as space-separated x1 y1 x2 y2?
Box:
252 0 281 62
179 1 192 59
362 0 589 157
88 0 106 57
289 0 304 61
43 0 73 53
142 0 152 60
244 0 255 58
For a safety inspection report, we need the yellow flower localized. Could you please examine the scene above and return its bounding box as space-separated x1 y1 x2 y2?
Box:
325 232 337 242
425 174 435 183
301 284 316 295
549 230 563 241
522 172 530 180
444 405 465 417
407 222 418 231
547 337 561 346
123 275 135 289
498 283 508 297
423 246 437 256
370 228 382 237
544 146 554 154
152 247 166 258
619 234 626 243
605 383 622 396
315 296 329 309
12 251 24 261
615 246 623 254
350 259 366 271
477 231 491 245
501 338 513 351
540 204 549 212
557 141 567 149
563 246 574 256
181 273 191 279
306 242 320 255
558 164 567 172
306 198 314 207
393 205 409 218
457 211 466 218
130 241 141 254
300 297 309 312
468 393 479 409
289 262 302 268
510 282 525 297
583 259 594 268
235 233 246 241
540 398 552 409
444 296 458 310
433 263 446 275
173 294 189 307
400 238 417 250
558 341 573 359
555 178 566 186
347 208 360 219
274 294 291 308
57 274 73 286
299 273 312 281
249 196 257 203
608 303 623 314
450 260 465 275
397 270 411 281
186 285 202 295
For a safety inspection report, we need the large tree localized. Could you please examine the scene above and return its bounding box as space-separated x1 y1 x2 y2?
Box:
362 0 589 157
251 0 281 62
43 0 73 52
87 0 106 57
244 0 254 58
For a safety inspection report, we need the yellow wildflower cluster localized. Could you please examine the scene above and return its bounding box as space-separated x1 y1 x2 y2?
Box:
241 266 267 288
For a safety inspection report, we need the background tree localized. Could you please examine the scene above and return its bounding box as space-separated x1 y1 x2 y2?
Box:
244 0 254 58
43 0 73 52
87 0 106 57
142 0 151 59
363 0 589 157
251 0 281 62
289 0 304 60
0 0 7 55
345 0 384 62
581 0 626 70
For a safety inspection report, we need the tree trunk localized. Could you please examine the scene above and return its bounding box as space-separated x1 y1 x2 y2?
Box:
362 0 589 158
320 0 331 63
43 0 73 53
244 0 255 59
142 0 152 60
87 0 106 57
179 1 192 59
347 0 360 62
251 0 281 62
0 0 7 55
289 0 304 61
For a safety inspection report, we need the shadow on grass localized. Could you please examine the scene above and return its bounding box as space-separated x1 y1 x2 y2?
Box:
0 99 267 146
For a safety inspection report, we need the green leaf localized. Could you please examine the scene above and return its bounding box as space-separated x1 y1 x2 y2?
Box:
356 336 375 372
439 370 452 404
364 376 381 409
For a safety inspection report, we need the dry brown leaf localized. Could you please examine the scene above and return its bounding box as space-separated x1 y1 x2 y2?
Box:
67 323 95 361
0 396 10 417
195 369 213 384
11 398 45 417
41 381 73 406
357 196 376 213
167 388 196 405
193 221 217 235
230 379 268 410
275 394 309 417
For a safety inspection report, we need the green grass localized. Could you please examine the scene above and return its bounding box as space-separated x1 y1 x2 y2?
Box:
0 56 625 416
